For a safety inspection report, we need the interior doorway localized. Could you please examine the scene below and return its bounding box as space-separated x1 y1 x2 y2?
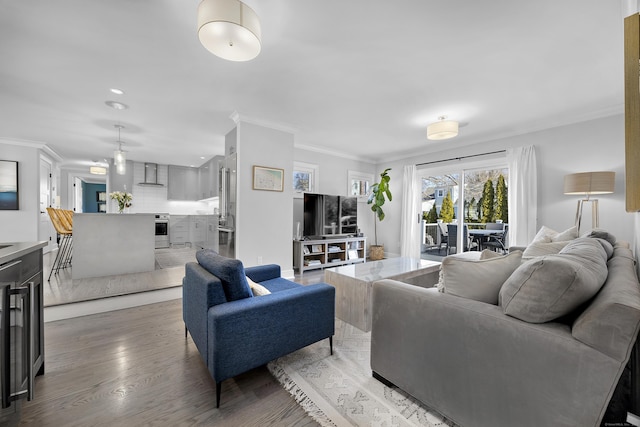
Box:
38 157 55 253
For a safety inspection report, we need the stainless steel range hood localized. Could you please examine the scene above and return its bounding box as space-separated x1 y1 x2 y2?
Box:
138 163 164 186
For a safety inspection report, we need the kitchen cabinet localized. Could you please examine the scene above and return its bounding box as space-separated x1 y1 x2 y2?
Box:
197 156 223 200
0 242 46 427
169 215 190 246
168 165 199 201
189 215 207 247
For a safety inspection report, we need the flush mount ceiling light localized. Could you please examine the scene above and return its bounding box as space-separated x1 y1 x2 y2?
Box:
197 0 262 62
105 100 129 110
427 116 459 140
113 124 127 175
90 166 107 175
110 88 125 95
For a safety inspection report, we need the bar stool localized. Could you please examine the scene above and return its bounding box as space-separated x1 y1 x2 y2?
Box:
57 209 74 267
46 207 73 281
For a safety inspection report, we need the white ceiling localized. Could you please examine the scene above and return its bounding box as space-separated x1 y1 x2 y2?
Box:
0 0 628 169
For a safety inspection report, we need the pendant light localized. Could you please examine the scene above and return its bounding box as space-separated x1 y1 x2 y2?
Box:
113 124 126 175
427 116 459 140
197 0 262 62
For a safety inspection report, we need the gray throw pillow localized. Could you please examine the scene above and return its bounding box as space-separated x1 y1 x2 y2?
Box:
499 238 608 323
440 250 523 305
196 249 253 301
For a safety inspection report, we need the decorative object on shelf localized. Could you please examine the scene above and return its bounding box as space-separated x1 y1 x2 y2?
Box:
0 159 19 210
197 0 261 62
253 165 284 191
367 168 392 261
109 190 133 213
427 116 459 140
563 171 615 232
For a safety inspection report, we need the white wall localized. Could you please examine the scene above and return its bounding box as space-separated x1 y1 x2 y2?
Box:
378 114 635 254
0 140 40 242
235 122 295 273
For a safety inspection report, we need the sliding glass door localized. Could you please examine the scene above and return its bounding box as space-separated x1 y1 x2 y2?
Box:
420 160 508 258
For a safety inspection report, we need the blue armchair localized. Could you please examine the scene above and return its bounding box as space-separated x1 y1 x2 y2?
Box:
182 249 335 407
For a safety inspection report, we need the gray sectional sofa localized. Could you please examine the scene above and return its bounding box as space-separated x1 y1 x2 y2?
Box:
370 236 640 427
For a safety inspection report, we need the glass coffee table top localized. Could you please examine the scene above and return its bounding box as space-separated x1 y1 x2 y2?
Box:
325 257 441 282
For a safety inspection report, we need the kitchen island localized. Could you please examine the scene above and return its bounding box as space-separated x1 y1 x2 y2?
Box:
73 213 155 279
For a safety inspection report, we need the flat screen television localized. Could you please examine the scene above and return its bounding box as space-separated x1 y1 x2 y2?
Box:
296 193 357 239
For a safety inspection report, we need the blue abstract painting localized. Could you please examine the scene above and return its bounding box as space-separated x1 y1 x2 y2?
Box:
0 160 18 210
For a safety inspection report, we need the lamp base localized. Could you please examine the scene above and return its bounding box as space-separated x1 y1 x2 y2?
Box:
575 199 599 233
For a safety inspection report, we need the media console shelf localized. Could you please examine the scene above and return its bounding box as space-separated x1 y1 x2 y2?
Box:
293 237 366 275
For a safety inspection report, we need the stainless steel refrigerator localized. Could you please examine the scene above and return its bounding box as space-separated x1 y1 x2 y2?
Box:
218 153 236 258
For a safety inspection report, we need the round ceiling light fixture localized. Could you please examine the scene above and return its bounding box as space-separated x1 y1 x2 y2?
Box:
105 100 129 110
197 0 262 62
427 116 459 140
110 88 125 95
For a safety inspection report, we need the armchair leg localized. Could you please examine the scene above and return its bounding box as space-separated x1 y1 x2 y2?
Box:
216 382 221 408
185 325 188 339
329 336 333 355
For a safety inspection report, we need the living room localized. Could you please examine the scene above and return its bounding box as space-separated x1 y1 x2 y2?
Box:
2 1 640 426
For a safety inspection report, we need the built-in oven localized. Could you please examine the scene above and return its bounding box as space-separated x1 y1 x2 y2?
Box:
155 214 170 249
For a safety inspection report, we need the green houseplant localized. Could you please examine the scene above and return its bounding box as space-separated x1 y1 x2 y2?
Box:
367 168 392 260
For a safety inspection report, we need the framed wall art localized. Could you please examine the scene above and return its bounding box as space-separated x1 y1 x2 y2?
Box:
253 165 284 192
0 160 19 210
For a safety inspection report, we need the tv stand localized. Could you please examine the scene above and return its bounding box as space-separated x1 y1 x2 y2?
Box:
293 237 366 275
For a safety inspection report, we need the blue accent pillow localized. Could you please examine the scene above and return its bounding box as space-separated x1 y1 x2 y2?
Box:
196 249 253 301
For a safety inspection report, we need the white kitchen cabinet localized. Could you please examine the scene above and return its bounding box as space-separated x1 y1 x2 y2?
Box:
190 215 207 247
197 156 223 200
168 165 199 201
169 215 190 246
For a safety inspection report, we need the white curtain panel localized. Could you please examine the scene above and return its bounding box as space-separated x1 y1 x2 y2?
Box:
507 145 538 246
401 164 421 257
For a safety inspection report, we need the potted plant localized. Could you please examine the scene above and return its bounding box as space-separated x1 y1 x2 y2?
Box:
367 168 392 260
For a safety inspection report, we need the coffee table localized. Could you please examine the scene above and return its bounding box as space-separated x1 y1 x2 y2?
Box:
324 257 441 332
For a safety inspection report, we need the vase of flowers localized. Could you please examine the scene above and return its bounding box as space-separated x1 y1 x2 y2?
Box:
109 191 132 213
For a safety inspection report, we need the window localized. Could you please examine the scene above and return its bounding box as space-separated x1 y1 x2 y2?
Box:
293 162 318 196
420 157 509 255
348 170 374 201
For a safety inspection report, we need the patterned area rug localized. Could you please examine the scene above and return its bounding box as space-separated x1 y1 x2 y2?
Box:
267 319 455 427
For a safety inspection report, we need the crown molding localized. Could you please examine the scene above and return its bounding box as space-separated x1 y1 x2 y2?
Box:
0 137 64 162
294 143 377 164
229 110 298 135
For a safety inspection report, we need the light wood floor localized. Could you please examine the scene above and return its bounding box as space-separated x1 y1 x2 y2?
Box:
22 271 328 426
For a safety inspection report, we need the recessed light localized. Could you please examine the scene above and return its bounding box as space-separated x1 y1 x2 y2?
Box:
200 156 206 160
110 88 125 95
105 100 129 110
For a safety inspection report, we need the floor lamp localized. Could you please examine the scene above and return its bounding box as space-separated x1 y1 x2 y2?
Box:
563 171 615 233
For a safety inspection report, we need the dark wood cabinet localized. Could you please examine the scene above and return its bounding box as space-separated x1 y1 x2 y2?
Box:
0 244 45 427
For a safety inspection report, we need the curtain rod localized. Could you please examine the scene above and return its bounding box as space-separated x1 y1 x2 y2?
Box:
416 149 507 167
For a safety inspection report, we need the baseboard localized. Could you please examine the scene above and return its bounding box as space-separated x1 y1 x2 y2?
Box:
44 287 182 322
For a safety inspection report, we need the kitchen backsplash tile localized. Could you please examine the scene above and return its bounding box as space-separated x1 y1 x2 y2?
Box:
128 163 218 215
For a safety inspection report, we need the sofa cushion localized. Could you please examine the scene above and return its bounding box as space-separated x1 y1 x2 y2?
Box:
500 238 608 323
522 226 579 258
196 249 253 301
439 250 523 304
247 276 271 296
582 228 617 246
437 251 483 292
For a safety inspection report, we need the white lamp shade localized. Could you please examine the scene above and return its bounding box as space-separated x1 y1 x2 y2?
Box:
90 166 107 175
427 120 459 140
564 171 615 195
198 0 261 62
